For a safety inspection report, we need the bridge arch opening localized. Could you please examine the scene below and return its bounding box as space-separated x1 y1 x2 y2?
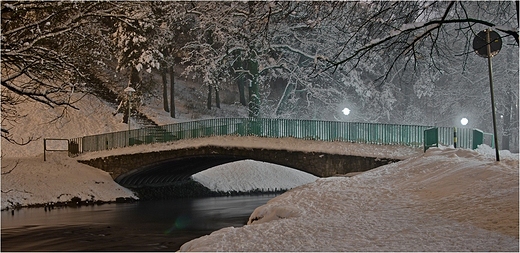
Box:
114 155 320 200
79 145 400 199
115 155 250 188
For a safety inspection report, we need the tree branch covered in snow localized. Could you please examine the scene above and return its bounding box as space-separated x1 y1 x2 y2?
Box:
1 1 517 150
0 1 145 143
321 1 518 81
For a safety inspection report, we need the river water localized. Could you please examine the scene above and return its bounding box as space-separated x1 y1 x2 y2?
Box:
1 195 277 251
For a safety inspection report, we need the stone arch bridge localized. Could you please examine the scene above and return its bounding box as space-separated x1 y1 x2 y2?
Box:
78 145 399 189
71 117 490 190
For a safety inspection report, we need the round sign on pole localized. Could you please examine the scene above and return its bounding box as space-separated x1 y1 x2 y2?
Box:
472 29 502 58
472 28 502 161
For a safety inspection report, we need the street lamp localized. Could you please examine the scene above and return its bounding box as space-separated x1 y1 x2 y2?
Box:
460 118 468 126
124 86 135 131
342 107 351 116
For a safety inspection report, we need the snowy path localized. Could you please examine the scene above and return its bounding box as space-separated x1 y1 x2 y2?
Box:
179 146 519 251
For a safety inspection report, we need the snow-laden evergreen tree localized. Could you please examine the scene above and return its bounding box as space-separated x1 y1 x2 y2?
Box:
109 2 165 123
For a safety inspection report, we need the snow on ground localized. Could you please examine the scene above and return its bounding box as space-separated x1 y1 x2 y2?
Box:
1 153 137 210
1 93 136 210
180 146 519 252
2 93 131 158
192 160 319 192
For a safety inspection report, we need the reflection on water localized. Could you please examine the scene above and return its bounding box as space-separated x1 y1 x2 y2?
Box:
1 195 276 252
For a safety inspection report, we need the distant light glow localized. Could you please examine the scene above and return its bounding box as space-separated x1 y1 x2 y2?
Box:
460 118 468 126
342 108 351 116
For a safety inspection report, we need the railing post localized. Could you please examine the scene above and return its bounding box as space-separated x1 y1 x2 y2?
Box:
424 127 438 152
454 127 457 148
44 138 47 161
472 129 484 149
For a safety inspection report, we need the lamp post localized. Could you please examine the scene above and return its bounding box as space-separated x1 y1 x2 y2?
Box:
460 118 468 126
124 86 135 131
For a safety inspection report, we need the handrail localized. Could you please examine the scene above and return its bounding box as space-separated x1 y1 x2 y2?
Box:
67 118 490 156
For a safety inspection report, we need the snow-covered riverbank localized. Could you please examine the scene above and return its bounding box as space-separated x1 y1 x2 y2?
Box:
1 153 137 210
180 145 519 251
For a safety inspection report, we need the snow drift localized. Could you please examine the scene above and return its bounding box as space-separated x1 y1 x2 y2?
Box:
1 153 137 210
179 146 519 252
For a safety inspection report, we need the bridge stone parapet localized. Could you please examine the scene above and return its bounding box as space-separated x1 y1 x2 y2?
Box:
78 145 400 188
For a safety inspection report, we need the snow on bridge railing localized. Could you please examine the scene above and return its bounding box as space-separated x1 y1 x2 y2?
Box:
67 118 486 156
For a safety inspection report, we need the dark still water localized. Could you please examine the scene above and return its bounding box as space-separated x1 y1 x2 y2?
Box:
1 195 276 251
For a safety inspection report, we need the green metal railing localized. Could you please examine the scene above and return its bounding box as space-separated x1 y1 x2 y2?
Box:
423 127 494 152
68 118 492 156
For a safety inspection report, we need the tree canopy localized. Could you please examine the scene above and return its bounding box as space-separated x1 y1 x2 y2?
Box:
1 1 518 150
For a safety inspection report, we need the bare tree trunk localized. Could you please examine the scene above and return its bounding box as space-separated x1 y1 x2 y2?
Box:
238 75 247 106
207 85 212 110
123 99 129 124
169 65 176 118
248 57 260 118
234 57 248 106
130 66 141 89
161 67 169 112
215 87 221 109
275 80 294 116
125 66 140 125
